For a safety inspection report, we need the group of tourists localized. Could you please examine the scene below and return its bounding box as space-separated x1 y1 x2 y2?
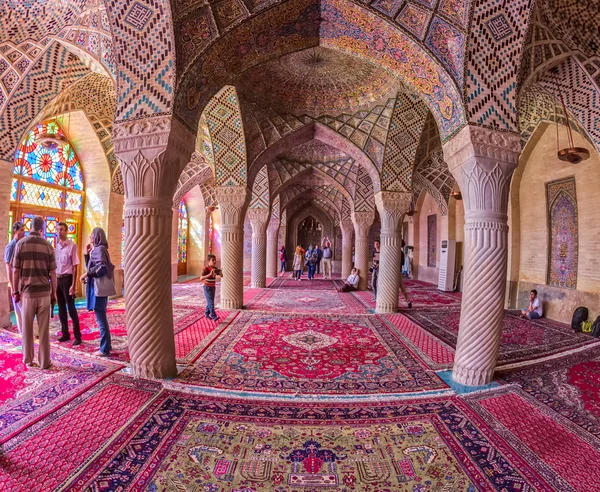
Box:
5 217 115 369
284 236 334 281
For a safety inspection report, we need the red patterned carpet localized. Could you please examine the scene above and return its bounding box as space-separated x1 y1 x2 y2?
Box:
403 307 600 366
64 391 558 491
175 311 445 395
466 387 600 491
269 277 343 290
0 330 121 444
175 310 236 363
245 288 369 314
353 286 462 310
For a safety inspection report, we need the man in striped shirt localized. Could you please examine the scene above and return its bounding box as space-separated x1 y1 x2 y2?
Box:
12 216 57 369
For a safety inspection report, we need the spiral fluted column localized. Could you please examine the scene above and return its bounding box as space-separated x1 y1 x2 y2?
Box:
170 206 179 283
248 208 270 288
340 219 354 279
216 187 249 309
114 115 195 379
266 218 280 278
443 126 520 386
351 211 374 290
375 192 411 313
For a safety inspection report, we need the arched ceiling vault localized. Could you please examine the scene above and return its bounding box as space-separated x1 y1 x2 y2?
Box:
175 0 466 142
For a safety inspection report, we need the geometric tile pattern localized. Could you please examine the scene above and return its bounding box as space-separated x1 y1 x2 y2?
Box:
199 180 218 208
57 3 116 79
249 164 269 209
395 3 433 40
425 16 466 86
381 91 429 192
103 0 175 120
203 86 247 187
412 112 454 216
466 0 533 131
518 83 592 149
173 153 213 204
0 43 89 160
537 57 600 153
354 165 375 212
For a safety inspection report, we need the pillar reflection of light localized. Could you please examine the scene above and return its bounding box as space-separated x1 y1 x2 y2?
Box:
213 222 221 243
85 189 105 228
189 217 204 245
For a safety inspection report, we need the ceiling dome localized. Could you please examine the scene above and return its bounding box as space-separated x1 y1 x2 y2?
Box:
236 47 398 117
543 0 600 57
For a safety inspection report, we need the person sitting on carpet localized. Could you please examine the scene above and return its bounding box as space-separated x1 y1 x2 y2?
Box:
293 246 305 281
520 289 542 319
338 268 360 292
200 254 222 321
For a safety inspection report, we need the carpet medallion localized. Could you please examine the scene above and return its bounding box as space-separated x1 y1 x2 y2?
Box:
65 392 554 491
0 375 160 492
176 312 445 395
0 330 121 444
466 387 600 491
246 289 369 314
403 308 599 366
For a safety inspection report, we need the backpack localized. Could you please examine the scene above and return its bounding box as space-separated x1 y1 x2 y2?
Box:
592 316 600 338
571 306 589 332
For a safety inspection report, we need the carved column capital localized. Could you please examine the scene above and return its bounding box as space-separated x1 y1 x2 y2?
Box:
267 216 280 238
443 126 520 222
247 208 271 235
114 116 195 199
351 211 375 237
215 186 250 226
374 191 412 232
340 218 354 235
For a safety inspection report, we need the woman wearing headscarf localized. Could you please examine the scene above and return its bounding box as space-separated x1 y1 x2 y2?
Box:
80 227 115 356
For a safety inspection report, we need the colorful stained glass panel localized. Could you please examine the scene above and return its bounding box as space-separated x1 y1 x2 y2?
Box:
177 200 188 264
10 179 18 201
19 182 63 209
14 122 84 190
65 192 83 212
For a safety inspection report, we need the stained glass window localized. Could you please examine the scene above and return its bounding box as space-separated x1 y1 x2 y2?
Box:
177 200 188 264
12 121 84 212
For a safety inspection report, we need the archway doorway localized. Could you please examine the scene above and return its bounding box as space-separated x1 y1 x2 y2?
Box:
177 199 189 276
297 216 322 249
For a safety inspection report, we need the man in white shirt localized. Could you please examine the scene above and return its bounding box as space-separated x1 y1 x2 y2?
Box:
521 289 543 320
55 222 82 345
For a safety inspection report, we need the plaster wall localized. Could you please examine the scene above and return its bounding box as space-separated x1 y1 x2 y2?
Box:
414 192 443 284
513 124 600 323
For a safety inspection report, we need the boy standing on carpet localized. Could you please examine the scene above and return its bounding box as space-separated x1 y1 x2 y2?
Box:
200 254 222 321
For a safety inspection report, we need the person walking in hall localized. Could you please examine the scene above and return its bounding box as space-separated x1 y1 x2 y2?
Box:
321 236 333 279
200 254 222 321
5 221 25 333
371 239 381 301
279 245 287 274
293 245 305 280
399 239 412 309
337 267 360 292
81 227 115 357
12 216 57 369
305 245 318 280
315 244 323 275
56 222 82 346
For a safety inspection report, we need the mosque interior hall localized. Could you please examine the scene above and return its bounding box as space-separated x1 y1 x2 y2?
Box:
2 0 600 490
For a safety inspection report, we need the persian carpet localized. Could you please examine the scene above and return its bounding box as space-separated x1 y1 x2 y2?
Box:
175 312 446 395
403 307 600 366
175 311 237 363
381 314 455 370
0 330 121 444
269 277 343 290
245 289 369 314
465 386 600 492
499 345 600 438
352 287 462 310
242 287 263 305
0 375 161 492
65 391 556 491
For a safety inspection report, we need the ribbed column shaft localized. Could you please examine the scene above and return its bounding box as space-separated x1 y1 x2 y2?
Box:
220 224 244 309
351 212 374 291
453 221 508 385
266 227 279 278
124 202 176 379
375 231 402 313
251 232 267 288
341 228 353 279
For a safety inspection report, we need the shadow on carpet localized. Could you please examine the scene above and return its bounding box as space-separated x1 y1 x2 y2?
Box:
403 307 600 367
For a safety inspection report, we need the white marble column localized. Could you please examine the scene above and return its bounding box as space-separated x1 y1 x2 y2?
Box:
216 186 249 309
443 126 520 386
106 191 125 296
266 217 279 278
351 211 374 290
340 218 354 279
375 191 411 313
248 208 270 288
